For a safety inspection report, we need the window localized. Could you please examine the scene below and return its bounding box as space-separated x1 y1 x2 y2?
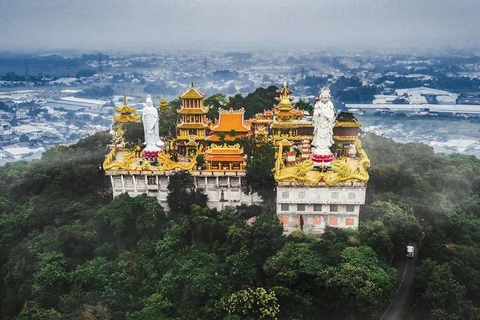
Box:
297 204 305 211
282 190 289 199
280 216 289 224
124 177 133 186
147 176 157 185
313 204 322 212
348 192 356 199
281 204 289 211
298 191 305 199
330 204 338 212
346 204 355 212
113 177 122 187
331 192 339 199
329 217 338 226
346 218 355 226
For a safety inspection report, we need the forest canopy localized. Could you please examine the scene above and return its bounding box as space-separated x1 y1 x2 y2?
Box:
0 131 479 319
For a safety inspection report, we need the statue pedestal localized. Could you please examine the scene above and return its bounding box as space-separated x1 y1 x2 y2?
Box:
311 153 334 167
143 149 161 160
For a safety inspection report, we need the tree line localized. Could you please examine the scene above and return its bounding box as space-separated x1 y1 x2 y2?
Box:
0 121 479 319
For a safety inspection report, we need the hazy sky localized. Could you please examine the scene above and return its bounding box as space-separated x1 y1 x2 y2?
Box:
1 0 480 52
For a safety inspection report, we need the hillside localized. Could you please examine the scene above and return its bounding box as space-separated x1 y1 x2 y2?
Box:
0 132 479 319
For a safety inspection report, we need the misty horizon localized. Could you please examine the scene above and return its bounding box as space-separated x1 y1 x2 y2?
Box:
1 0 480 53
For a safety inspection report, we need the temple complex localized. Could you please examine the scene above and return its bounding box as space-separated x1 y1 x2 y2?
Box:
103 85 261 211
274 87 369 234
103 82 369 234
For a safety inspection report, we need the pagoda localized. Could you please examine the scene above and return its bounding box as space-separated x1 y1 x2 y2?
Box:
159 99 169 111
207 107 251 143
176 82 209 156
274 84 295 122
270 83 314 146
114 96 140 123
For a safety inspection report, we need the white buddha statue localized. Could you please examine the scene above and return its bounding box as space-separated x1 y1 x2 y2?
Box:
142 95 164 156
311 87 335 164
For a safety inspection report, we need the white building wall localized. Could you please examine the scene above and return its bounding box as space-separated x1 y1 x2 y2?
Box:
276 184 366 235
109 172 262 212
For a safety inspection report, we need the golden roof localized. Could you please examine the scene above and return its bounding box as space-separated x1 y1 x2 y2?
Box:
180 82 206 99
178 107 209 114
177 123 209 129
205 143 245 163
274 83 294 120
279 97 292 109
210 108 251 133
205 143 244 158
114 95 140 123
159 99 169 109
114 114 141 123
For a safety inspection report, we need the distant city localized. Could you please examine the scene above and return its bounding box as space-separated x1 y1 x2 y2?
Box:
1 49 480 164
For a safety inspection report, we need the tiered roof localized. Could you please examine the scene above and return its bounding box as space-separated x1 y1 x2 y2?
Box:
178 82 209 114
113 96 140 123
274 83 295 121
180 82 206 99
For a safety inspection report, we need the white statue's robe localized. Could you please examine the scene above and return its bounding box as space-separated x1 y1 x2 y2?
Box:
311 100 335 155
142 95 163 152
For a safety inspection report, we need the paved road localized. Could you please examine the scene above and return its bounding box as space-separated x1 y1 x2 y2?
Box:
376 247 419 320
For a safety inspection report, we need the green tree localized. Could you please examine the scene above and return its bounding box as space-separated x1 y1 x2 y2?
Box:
98 193 167 249
159 99 178 138
263 241 325 319
320 246 396 317
363 201 420 250
31 252 69 308
122 122 144 146
244 137 276 201
218 287 280 320
14 301 61 320
358 220 393 261
295 100 313 114
422 263 467 318
204 93 226 121
166 171 207 218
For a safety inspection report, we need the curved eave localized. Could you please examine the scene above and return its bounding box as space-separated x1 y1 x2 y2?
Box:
114 115 141 123
115 106 136 113
178 106 209 114
177 123 209 129
335 121 362 128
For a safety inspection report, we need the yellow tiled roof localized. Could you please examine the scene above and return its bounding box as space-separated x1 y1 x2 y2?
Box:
210 108 250 133
180 84 205 99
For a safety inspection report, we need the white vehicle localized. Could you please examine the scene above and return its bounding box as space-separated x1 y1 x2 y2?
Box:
406 245 415 258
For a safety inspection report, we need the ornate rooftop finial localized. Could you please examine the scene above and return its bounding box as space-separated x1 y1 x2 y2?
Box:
123 95 127 106
191 81 194 88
